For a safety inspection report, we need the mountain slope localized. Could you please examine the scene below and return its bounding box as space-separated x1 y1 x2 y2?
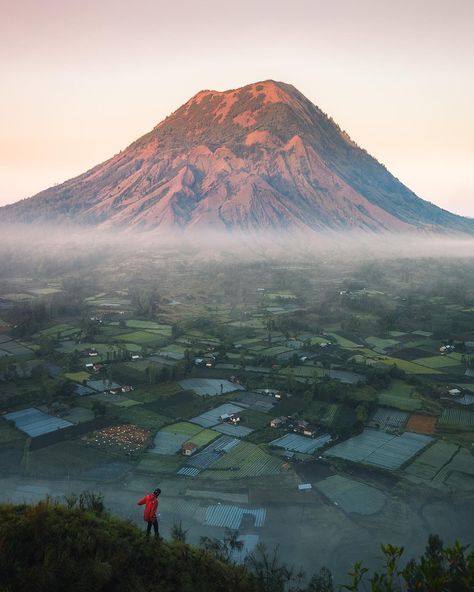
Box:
0 501 258 592
1 80 472 233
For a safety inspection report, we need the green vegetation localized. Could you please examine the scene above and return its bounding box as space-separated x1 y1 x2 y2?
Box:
1 502 474 592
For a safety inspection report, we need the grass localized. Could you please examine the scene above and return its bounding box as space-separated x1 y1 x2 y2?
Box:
184 428 220 448
328 334 361 349
202 441 282 479
64 371 90 382
304 401 341 427
0 419 25 444
115 320 172 333
239 409 271 430
380 357 440 374
378 394 422 411
38 324 79 337
115 331 167 345
161 422 203 437
378 380 422 411
137 453 182 475
366 336 400 351
412 355 463 369
118 406 171 430
28 440 122 477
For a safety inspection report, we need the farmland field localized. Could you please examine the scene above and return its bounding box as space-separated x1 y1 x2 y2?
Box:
365 336 400 351
412 355 463 369
406 414 438 435
403 441 459 482
201 441 282 479
161 422 204 438
184 428 220 448
379 357 439 374
117 406 171 430
439 408 474 428
304 401 341 427
115 331 167 345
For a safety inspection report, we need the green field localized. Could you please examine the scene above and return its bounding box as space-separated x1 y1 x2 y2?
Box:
116 320 172 333
0 419 24 444
380 357 439 374
439 408 474 427
137 453 182 475
161 422 204 438
304 401 341 427
328 334 362 349
412 355 463 369
202 441 282 479
184 428 220 448
64 371 90 382
239 409 271 430
366 336 400 351
115 331 167 345
378 380 422 411
118 406 171 430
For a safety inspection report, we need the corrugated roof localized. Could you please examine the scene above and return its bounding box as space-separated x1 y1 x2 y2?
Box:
270 433 332 454
179 378 244 397
214 423 254 438
177 467 201 477
324 429 432 470
190 403 244 429
205 505 266 529
4 408 73 437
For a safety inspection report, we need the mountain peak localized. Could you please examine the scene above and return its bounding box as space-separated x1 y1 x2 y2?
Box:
1 81 473 234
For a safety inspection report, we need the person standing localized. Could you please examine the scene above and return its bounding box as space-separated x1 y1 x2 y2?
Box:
137 488 161 538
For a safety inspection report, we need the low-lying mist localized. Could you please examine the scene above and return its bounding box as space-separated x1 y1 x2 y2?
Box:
1 223 474 270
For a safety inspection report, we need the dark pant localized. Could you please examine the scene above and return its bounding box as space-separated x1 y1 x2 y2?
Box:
146 518 159 537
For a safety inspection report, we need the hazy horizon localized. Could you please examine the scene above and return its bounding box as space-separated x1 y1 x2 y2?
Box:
1 0 473 217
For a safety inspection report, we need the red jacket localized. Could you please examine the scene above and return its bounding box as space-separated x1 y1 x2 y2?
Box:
138 493 158 522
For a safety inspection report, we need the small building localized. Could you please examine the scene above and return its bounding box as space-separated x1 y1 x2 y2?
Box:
181 442 198 456
270 417 285 428
448 388 462 397
219 412 240 424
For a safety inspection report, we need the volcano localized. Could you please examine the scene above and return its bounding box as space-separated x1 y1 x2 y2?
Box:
1 80 472 233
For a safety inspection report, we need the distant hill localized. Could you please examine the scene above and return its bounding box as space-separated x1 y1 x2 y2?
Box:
1 80 472 233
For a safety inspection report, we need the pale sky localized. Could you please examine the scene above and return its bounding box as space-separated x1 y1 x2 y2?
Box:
1 0 473 216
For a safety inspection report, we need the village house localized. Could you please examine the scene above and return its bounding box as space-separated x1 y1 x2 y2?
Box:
270 416 287 428
181 442 198 456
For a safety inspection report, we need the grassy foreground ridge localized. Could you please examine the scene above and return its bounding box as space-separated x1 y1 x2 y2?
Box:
0 499 474 592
